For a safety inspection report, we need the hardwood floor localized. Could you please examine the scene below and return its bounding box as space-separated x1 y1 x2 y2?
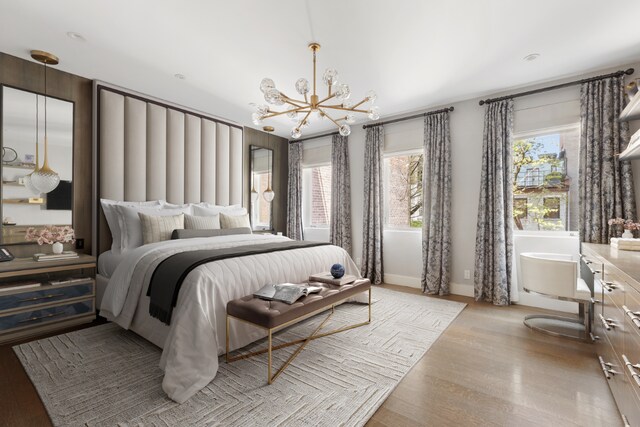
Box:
0 286 620 426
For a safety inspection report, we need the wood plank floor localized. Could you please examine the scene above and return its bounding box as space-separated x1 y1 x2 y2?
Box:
0 285 620 427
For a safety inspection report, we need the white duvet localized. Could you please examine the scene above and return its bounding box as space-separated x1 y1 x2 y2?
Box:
100 234 362 403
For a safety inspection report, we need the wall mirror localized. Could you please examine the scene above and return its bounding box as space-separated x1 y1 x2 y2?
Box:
1 86 74 245
250 145 274 231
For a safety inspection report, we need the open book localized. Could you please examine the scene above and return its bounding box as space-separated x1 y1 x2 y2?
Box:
253 283 323 304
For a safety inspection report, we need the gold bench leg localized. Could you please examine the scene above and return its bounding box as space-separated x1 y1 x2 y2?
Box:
227 288 373 384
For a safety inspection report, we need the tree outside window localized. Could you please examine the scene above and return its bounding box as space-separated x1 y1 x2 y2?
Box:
384 153 423 229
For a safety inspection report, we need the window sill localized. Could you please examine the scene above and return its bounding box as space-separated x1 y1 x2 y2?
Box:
384 228 422 234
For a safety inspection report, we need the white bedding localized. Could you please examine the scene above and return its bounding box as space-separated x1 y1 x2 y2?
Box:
97 250 127 278
100 234 362 403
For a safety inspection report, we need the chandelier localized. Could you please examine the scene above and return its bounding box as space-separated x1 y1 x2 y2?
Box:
251 43 380 139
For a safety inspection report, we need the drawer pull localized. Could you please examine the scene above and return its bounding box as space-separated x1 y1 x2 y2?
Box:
590 333 600 342
602 281 618 292
16 293 65 303
623 305 640 329
17 311 65 324
623 354 640 388
599 314 615 330
599 356 617 379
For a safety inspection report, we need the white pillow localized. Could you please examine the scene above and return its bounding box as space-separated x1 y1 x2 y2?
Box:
220 212 251 230
184 214 220 229
193 205 247 217
100 199 161 253
116 205 190 250
139 213 184 245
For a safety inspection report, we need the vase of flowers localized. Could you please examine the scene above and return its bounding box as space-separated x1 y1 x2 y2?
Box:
608 218 626 238
624 220 640 239
25 226 75 254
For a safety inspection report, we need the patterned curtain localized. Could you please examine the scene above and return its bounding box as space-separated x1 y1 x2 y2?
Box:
286 142 304 240
579 76 636 243
330 134 352 254
474 100 514 306
421 112 452 295
361 126 384 285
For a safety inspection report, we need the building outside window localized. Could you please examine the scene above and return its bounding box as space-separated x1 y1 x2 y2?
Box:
251 172 272 229
512 125 580 231
302 164 332 228
384 152 423 229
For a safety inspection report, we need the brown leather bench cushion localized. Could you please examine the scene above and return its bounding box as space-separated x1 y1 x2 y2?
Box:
227 279 371 329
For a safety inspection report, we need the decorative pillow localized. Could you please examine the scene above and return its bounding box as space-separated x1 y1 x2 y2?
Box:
100 199 161 253
184 214 220 230
220 212 251 229
116 205 190 250
139 213 185 245
171 227 252 239
193 205 247 217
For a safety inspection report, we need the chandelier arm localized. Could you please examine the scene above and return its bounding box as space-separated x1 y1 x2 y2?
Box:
317 93 337 106
264 109 300 119
281 95 310 106
297 110 312 129
318 108 342 129
321 105 369 113
350 98 369 109
283 99 308 109
304 93 308 103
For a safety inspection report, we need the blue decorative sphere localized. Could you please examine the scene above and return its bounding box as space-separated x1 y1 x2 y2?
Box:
330 263 345 279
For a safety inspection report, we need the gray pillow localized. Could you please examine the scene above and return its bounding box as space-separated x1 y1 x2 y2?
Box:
171 227 252 240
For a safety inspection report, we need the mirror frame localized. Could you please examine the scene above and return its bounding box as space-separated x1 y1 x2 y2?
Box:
0 84 76 246
249 144 274 232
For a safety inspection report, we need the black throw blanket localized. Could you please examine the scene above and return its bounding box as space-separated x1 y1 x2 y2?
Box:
147 240 331 324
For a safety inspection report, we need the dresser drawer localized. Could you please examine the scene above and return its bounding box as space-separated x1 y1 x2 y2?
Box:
599 333 628 417
0 281 94 313
0 298 94 332
602 291 626 352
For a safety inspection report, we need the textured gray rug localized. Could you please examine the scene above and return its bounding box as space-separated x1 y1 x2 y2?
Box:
15 287 465 427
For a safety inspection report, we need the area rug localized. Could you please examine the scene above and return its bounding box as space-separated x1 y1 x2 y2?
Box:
14 287 465 427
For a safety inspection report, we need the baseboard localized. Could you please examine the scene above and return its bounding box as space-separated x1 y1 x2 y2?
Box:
383 274 475 297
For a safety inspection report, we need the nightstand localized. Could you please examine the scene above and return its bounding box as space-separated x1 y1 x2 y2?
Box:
0 254 96 344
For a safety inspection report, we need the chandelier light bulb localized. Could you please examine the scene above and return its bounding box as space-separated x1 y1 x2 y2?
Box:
339 124 351 137
323 68 338 86
291 128 302 139
252 112 264 126
368 106 380 120
264 88 285 106
286 105 298 121
335 84 351 102
260 78 275 94
295 78 310 95
366 90 377 103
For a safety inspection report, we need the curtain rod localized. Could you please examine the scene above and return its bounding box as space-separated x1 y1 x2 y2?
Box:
362 106 454 129
288 130 339 144
478 68 634 106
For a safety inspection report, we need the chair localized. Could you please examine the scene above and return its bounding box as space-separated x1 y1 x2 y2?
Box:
519 252 597 342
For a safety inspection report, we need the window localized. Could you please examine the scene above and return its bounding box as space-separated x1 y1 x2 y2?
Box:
512 125 579 231
302 165 332 228
384 152 423 229
543 197 561 219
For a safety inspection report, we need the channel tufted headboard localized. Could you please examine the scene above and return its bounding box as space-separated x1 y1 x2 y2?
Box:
93 83 244 255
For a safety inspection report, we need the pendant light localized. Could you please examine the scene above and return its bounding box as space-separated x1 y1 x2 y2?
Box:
23 94 41 194
262 126 275 203
30 50 60 194
250 171 259 204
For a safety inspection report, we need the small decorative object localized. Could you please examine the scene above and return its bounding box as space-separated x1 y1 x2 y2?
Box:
330 263 345 279
623 220 640 239
25 225 75 254
626 80 638 98
24 154 35 163
2 217 15 226
608 217 626 238
2 147 18 164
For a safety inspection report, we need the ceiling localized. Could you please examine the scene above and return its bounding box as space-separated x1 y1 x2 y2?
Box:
1 0 640 138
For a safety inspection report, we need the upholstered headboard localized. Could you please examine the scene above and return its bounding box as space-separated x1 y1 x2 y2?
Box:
93 83 243 255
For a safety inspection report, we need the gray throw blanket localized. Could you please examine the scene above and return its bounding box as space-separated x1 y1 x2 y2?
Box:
147 240 331 324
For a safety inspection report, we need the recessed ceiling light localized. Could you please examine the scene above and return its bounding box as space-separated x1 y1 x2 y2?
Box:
523 53 540 62
174 73 186 80
66 31 86 42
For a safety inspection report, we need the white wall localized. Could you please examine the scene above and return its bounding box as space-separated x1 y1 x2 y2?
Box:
345 61 640 306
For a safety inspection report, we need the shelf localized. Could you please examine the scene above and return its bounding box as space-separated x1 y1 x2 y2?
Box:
2 181 25 187
1 163 36 170
3 198 44 205
620 90 640 122
620 127 640 161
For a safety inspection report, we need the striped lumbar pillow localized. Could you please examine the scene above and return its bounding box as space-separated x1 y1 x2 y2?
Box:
138 212 184 245
220 213 251 230
184 214 220 230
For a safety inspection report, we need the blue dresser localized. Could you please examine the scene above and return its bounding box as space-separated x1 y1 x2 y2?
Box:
0 254 96 344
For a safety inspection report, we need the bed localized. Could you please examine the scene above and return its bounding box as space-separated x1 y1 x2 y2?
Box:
99 233 361 403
